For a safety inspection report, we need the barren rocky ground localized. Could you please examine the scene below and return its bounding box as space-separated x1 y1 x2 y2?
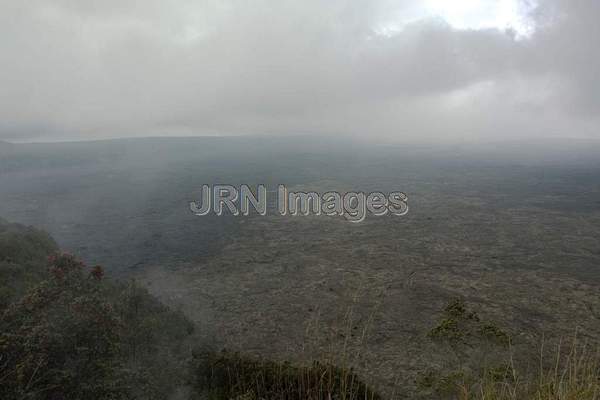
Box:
2 138 599 397
139 183 600 396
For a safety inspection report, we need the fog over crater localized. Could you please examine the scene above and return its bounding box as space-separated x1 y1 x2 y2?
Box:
1 0 599 143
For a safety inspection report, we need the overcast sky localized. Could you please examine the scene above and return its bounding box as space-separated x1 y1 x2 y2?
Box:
1 0 598 143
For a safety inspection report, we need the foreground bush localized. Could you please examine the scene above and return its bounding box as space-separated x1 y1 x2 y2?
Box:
0 219 58 309
191 349 381 400
0 254 127 399
0 250 195 400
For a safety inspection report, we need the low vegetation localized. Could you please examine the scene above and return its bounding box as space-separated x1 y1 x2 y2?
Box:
421 299 600 400
0 218 58 308
428 298 510 346
441 338 600 400
192 349 381 400
0 219 194 399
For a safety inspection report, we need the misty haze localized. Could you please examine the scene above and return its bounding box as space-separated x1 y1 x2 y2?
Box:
1 1 600 399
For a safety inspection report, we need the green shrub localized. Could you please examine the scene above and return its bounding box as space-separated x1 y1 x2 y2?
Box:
191 349 381 400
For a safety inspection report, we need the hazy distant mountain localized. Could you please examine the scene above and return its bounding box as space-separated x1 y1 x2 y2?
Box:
0 140 13 154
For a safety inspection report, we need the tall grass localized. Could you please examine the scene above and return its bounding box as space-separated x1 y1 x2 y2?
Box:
457 335 600 400
192 350 381 400
191 288 385 399
191 289 599 400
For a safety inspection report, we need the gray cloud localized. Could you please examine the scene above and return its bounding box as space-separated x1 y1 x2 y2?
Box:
0 0 598 142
